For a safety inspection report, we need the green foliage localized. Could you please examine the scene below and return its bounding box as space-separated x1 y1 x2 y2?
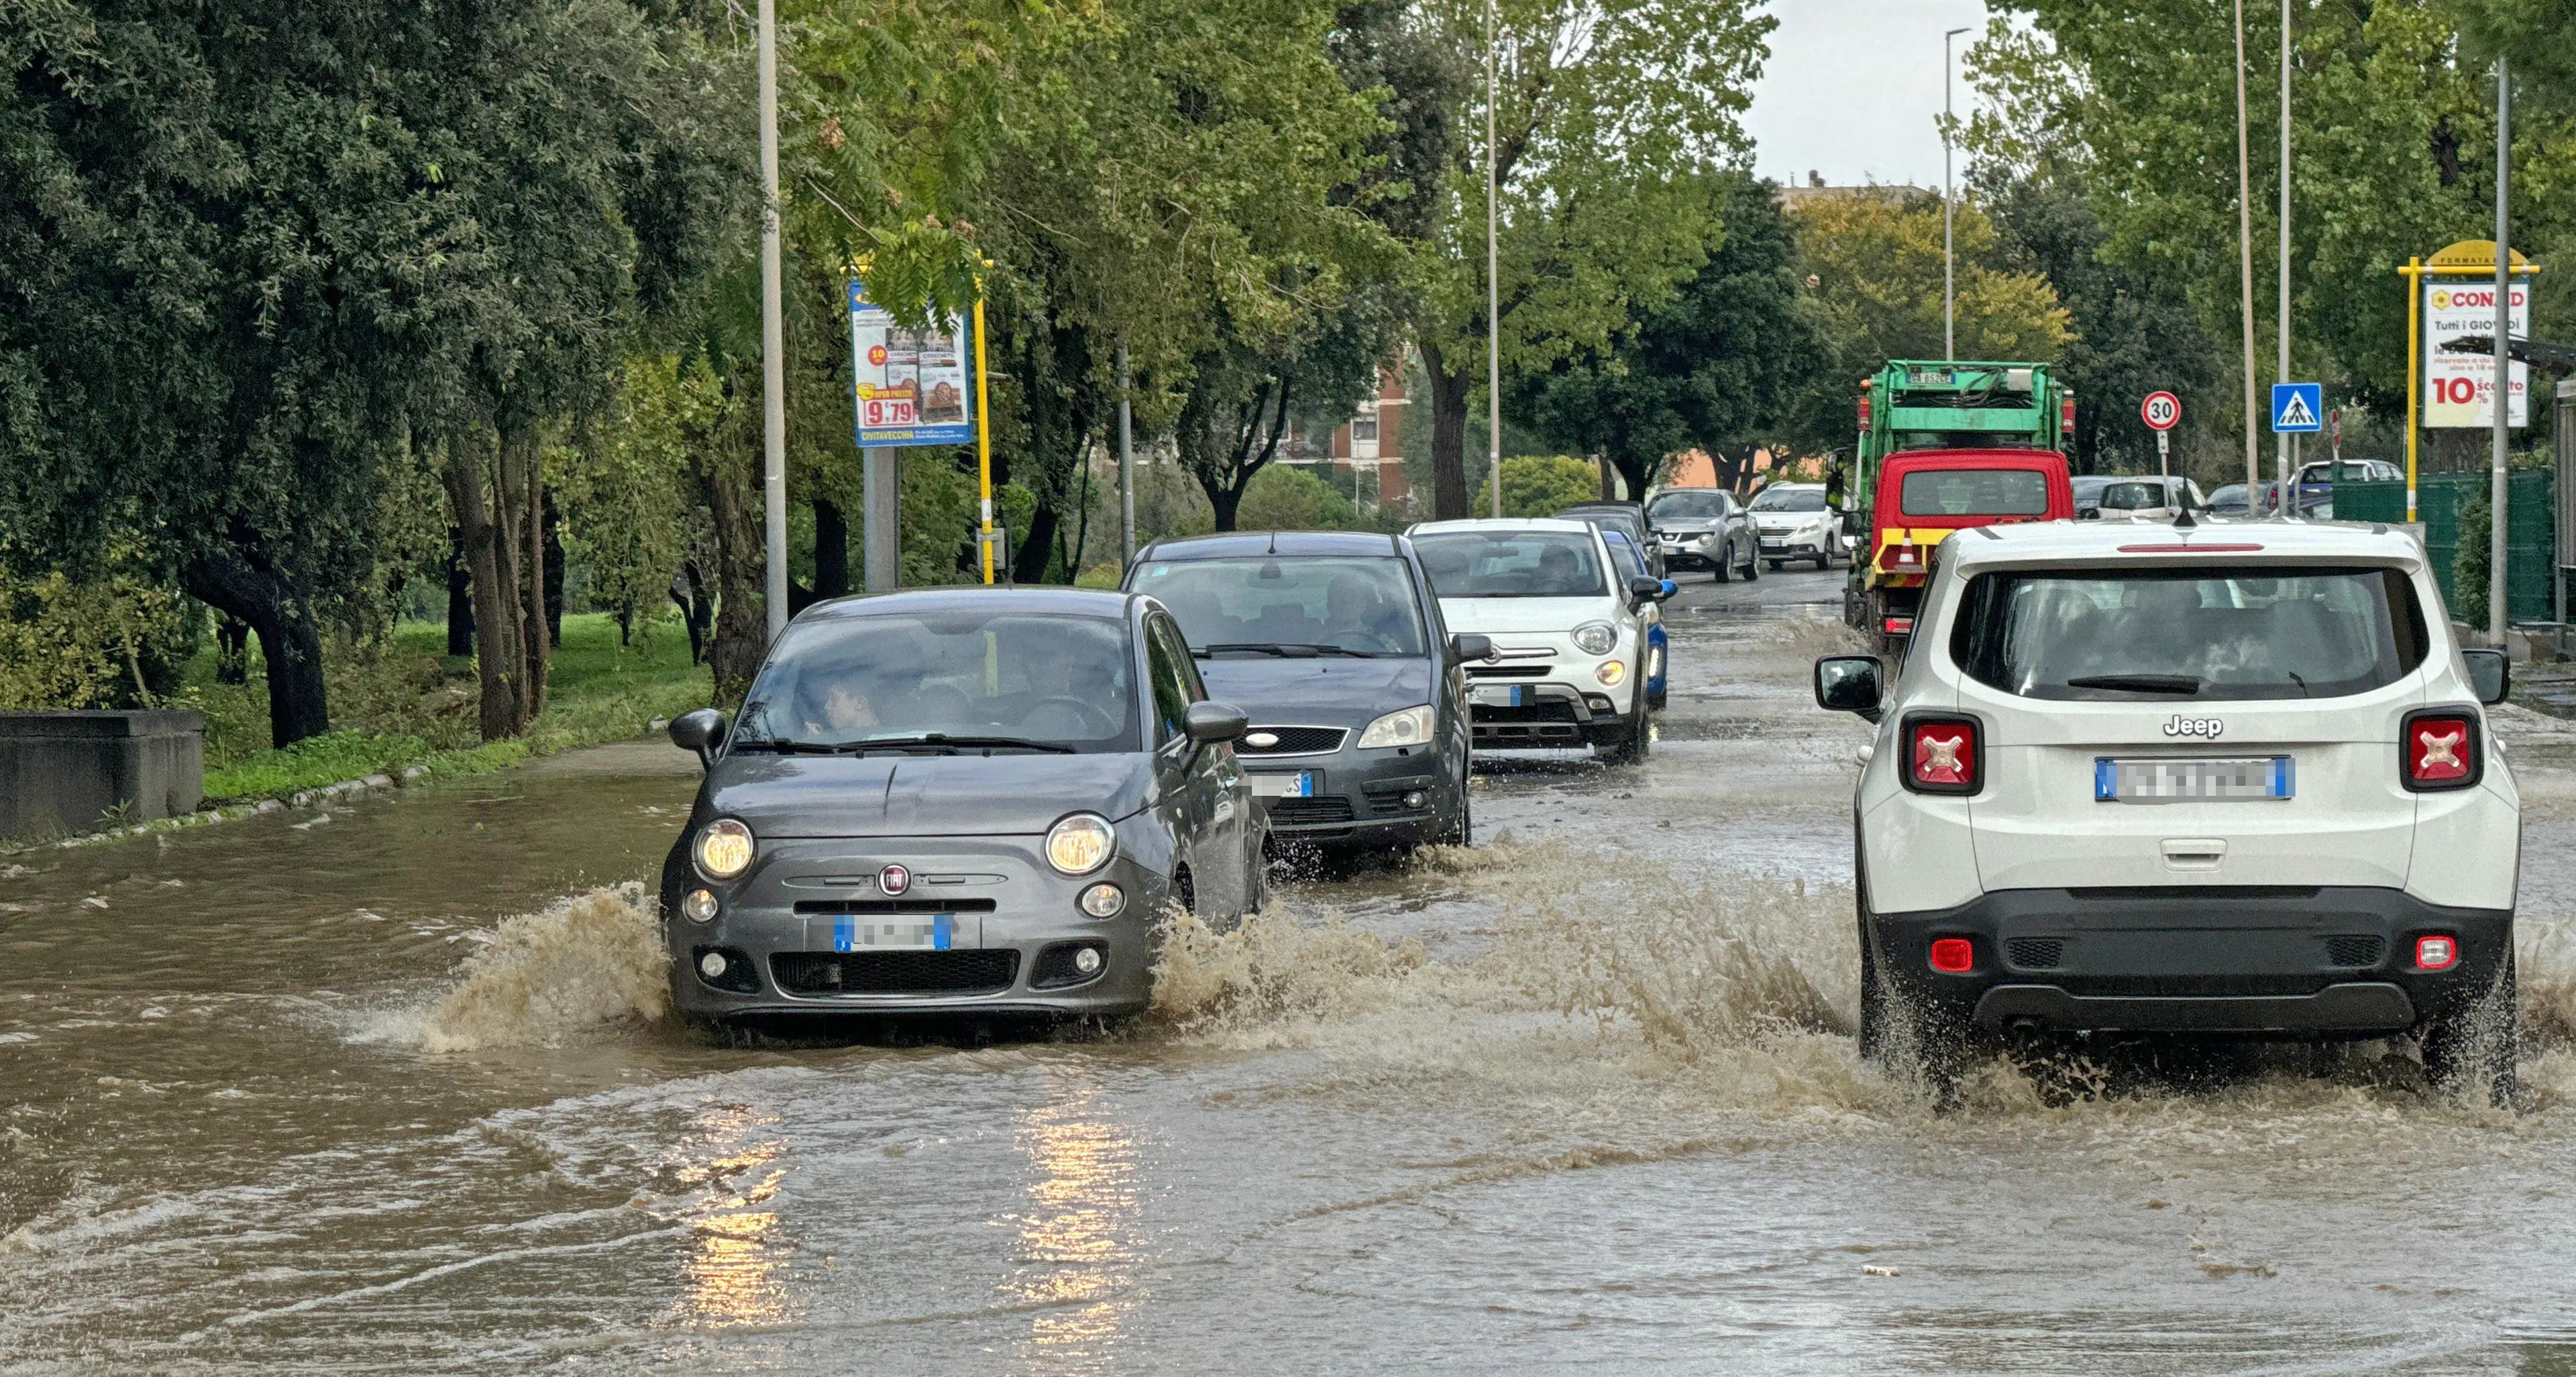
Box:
2455 488 2492 630
1236 465 1362 531
1474 456 1602 518
0 569 189 710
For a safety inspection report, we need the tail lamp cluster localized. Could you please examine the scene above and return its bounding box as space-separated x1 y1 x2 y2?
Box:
1903 715 1980 794
2401 709 2481 791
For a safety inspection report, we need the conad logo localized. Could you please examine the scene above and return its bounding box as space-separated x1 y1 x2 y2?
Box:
2430 288 2525 310
2163 715 2224 739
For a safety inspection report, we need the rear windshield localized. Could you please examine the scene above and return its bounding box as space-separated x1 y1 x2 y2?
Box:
1951 567 2428 702
1750 487 1827 512
1132 555 1427 657
1413 530 1607 598
1900 468 2051 517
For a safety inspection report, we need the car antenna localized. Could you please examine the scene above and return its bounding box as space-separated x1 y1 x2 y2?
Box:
2174 502 2198 531
1267 530 1278 555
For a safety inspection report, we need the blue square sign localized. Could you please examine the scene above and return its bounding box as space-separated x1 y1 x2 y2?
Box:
2270 382 2323 433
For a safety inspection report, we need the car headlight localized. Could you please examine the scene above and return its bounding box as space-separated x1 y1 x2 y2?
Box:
1356 704 1436 749
1045 813 1116 875
692 818 754 881
1571 620 1619 656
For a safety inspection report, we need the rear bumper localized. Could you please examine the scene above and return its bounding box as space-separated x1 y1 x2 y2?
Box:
1872 886 2512 1036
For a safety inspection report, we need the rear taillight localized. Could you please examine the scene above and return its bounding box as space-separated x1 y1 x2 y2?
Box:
2401 710 2480 791
1929 937 1975 974
2061 396 2076 435
1904 714 1981 794
1858 390 1872 431
1882 616 1915 637
2414 934 2459 971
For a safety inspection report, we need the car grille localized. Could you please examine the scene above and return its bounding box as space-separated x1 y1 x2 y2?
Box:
1466 665 1551 679
2005 938 2065 969
1239 726 1346 755
770 950 1019 995
2324 935 2385 967
1269 795 1358 826
791 898 1000 914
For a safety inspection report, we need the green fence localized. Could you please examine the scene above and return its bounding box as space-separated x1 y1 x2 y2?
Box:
2333 470 2558 624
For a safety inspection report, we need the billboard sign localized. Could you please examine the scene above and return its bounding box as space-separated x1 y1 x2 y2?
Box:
849 277 976 447
2424 276 2532 429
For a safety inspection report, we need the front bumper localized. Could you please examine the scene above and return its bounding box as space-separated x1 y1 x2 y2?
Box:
1240 744 1450 846
1464 680 1630 755
659 834 1165 1020
1758 528 1832 559
1658 533 1720 569
1872 887 2512 1037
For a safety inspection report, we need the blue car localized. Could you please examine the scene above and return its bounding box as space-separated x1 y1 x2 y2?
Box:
1598 528 1675 711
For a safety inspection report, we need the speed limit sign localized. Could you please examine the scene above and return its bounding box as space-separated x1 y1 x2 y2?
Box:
2141 391 2181 431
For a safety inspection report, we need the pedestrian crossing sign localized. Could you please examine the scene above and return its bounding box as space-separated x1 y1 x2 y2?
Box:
2270 382 2323 433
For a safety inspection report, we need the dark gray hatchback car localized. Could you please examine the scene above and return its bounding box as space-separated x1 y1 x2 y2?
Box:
1126 532 1485 850
657 588 1263 1023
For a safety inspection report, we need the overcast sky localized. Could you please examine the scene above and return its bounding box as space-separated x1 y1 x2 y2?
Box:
1744 0 1997 190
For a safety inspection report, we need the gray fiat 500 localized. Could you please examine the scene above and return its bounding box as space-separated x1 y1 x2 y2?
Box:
1126 532 1486 850
657 588 1261 1023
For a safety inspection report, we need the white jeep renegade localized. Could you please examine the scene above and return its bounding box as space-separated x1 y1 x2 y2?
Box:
1814 518 2520 1098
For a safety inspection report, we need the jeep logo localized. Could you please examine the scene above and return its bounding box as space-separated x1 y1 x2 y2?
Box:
2162 715 2224 739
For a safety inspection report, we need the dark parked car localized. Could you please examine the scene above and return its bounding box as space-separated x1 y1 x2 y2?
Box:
1128 531 1483 849
1556 500 1666 579
1646 488 1760 582
657 588 1263 1024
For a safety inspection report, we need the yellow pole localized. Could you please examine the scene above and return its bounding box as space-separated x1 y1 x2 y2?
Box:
2404 256 2420 523
973 294 996 585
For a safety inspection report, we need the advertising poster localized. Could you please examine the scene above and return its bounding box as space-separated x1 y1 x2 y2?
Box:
2424 276 2532 429
849 278 976 447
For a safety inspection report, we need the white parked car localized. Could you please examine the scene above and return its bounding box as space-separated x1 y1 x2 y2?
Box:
1813 518 2520 1101
1409 518 1667 763
1748 482 1839 569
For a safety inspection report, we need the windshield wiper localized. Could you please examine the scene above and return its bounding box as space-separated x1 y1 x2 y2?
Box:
1197 642 1380 659
2063 673 2204 695
850 734 1077 754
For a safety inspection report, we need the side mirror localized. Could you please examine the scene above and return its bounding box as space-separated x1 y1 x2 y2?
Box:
1185 700 1250 744
2462 647 2511 706
1448 632 1494 664
669 708 729 769
2077 507 2100 520
1656 578 1678 602
1813 655 1884 722
1627 575 1664 604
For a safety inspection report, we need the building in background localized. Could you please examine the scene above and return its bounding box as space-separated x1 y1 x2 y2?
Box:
1281 362 1411 508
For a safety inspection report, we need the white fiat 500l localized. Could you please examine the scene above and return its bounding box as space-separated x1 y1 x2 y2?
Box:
1814 520 2521 1099
1409 518 1662 763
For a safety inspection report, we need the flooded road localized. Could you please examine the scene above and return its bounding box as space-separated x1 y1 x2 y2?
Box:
7 566 2576 1374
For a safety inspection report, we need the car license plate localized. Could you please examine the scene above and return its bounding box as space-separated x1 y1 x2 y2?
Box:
1251 771 1320 799
2095 757 2294 803
1472 684 1529 708
833 914 953 950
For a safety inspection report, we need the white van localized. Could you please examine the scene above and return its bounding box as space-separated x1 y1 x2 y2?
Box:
1813 518 2520 1099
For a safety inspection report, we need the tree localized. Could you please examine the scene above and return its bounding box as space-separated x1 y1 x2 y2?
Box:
1412 0 1772 518
1511 176 1820 498
1472 455 1598 517
0 0 748 745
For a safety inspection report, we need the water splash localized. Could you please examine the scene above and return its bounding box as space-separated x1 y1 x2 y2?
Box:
380 884 670 1051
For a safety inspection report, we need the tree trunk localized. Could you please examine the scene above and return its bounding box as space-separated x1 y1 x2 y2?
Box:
541 485 566 651
813 497 850 598
1012 500 1059 583
183 550 329 749
1209 482 1244 532
698 457 767 702
443 439 523 741
1597 454 1617 500
502 428 550 725
1611 453 1655 506
1418 339 1472 520
443 531 474 657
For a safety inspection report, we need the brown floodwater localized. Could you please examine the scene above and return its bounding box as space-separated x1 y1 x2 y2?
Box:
5 567 2576 1374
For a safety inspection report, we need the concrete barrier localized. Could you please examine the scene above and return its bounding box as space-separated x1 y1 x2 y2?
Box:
0 711 205 841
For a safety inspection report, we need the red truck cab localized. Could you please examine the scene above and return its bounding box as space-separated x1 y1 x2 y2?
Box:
1862 448 2074 652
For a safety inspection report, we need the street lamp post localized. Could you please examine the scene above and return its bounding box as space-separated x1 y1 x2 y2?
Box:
1486 0 1503 516
1943 25 1970 364
2233 0 2261 500
2277 0 2294 515
2491 59 2512 646
758 0 788 642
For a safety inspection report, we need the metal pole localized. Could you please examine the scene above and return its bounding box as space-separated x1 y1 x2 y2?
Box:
1118 343 1136 561
862 447 899 592
2404 256 2421 522
2491 58 2512 646
1942 38 1953 364
973 296 996 585
2276 0 2292 516
757 0 788 641
1485 0 1503 518
2235 0 2261 501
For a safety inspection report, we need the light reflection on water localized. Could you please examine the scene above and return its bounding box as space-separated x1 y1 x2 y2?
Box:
1004 1074 1140 1373
669 1104 792 1329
